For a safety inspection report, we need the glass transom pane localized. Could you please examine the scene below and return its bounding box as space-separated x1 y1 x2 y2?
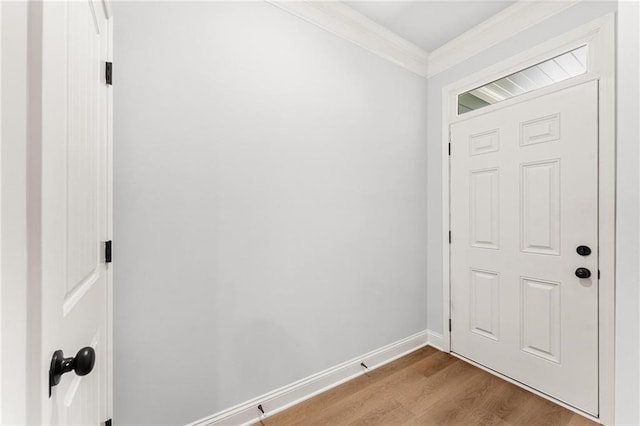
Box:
458 45 588 115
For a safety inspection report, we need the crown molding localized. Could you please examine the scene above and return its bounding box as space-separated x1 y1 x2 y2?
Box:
267 0 429 78
268 1 585 80
426 0 584 78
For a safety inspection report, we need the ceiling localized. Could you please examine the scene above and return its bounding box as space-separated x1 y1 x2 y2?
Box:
343 1 517 52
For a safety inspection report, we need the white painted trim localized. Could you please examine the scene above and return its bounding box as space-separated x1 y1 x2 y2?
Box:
442 14 615 425
451 353 602 424
186 331 428 426
426 330 445 351
0 3 3 422
105 6 114 423
593 14 616 426
426 0 583 78
264 0 586 81
442 87 452 353
266 1 429 78
636 7 640 419
614 2 640 424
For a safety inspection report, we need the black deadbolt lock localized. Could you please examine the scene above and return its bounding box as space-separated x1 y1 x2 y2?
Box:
576 245 592 256
49 346 95 397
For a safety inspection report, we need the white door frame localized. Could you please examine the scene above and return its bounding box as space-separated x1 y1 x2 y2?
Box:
105 2 114 421
441 14 615 424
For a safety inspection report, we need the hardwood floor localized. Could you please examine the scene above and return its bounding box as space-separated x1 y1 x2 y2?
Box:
256 346 598 426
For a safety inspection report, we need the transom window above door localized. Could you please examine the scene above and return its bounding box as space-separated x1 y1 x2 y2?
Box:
458 45 588 114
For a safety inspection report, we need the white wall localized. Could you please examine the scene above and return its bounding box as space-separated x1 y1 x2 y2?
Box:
426 1 640 424
1 2 29 424
113 2 428 425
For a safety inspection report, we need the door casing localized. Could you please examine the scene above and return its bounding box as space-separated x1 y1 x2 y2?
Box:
441 14 615 424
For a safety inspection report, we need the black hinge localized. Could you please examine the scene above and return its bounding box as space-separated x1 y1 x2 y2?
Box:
105 62 113 85
105 240 112 263
105 419 112 426
448 143 451 156
598 270 601 280
449 319 452 332
449 231 452 244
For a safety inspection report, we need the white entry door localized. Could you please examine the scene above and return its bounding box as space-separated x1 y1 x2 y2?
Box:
40 0 112 424
450 80 599 415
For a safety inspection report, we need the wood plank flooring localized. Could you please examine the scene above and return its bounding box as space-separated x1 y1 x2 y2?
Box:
257 346 598 426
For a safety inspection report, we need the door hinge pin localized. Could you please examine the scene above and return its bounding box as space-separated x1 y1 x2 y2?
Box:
448 143 451 156
106 61 113 85
449 231 452 244
449 319 452 332
598 270 601 279
105 240 112 263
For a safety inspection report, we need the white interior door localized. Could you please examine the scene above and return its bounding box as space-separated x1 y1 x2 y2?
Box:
41 1 112 424
450 80 599 415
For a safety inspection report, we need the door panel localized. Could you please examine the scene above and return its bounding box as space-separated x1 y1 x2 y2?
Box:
520 276 561 363
520 160 560 255
450 80 599 415
470 269 500 341
470 168 500 249
520 113 560 146
65 0 101 298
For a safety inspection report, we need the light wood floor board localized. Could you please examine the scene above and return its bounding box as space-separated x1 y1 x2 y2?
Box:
256 346 598 426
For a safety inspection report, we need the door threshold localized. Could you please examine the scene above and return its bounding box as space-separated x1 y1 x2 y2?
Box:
449 352 601 425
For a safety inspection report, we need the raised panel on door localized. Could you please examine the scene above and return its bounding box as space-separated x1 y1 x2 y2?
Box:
469 129 500 156
469 269 500 341
64 0 101 314
520 277 561 363
520 160 561 256
469 168 500 249
520 114 561 146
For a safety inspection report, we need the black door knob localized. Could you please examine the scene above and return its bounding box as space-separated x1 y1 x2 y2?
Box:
575 267 591 279
49 346 95 397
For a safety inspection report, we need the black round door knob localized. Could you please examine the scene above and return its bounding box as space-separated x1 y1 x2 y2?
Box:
575 267 592 279
49 346 95 396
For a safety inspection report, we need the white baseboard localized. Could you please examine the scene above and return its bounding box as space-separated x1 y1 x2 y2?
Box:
426 329 445 351
186 330 428 426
